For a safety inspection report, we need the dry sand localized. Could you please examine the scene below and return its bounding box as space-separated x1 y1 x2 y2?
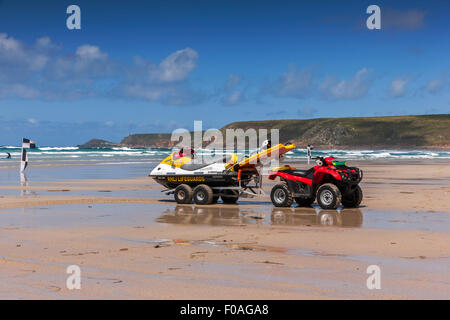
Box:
0 160 449 299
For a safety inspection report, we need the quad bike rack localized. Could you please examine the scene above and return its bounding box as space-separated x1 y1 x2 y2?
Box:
211 170 265 198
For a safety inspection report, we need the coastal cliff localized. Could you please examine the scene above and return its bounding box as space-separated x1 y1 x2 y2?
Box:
221 114 450 149
80 114 450 149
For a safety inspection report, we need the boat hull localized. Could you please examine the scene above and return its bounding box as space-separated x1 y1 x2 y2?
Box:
151 173 238 189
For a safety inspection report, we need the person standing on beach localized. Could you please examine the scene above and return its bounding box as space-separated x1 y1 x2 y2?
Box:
307 144 313 163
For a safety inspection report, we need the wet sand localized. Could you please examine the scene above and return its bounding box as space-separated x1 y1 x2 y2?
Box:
0 160 449 299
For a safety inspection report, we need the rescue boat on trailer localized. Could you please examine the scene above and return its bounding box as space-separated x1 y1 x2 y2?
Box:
149 143 296 205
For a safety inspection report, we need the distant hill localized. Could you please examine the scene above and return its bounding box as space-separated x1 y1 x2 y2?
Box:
78 139 120 148
120 133 173 148
81 114 450 149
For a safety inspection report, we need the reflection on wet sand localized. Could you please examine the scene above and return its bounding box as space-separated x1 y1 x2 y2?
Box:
20 172 29 196
156 205 363 228
272 207 363 227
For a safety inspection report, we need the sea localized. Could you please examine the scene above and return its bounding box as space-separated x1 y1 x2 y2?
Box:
1 146 449 167
0 145 449 183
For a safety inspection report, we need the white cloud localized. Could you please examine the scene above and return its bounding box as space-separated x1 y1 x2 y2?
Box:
0 33 50 76
389 77 410 98
27 118 38 125
49 44 112 80
15 41 111 83
225 74 242 90
0 34 201 104
154 48 198 82
268 65 314 99
320 68 373 100
76 45 107 60
383 8 427 31
0 84 40 99
225 91 242 105
0 33 24 59
35 36 52 49
279 66 314 97
426 76 446 94
118 48 202 105
122 84 171 101
216 74 246 106
126 49 198 84
264 66 373 101
121 82 204 106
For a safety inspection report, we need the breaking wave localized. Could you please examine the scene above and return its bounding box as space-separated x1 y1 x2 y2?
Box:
0 146 449 164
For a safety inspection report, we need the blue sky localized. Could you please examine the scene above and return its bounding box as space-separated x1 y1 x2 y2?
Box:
0 0 449 145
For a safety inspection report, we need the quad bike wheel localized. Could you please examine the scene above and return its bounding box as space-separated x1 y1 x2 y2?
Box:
220 189 239 204
341 185 363 208
295 197 315 207
174 184 193 204
193 184 214 205
271 183 294 207
316 183 342 210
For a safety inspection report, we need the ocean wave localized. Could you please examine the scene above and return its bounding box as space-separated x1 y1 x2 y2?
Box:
39 146 80 151
286 149 450 159
1 146 449 162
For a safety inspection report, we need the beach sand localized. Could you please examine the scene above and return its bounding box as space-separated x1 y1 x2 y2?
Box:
0 160 449 299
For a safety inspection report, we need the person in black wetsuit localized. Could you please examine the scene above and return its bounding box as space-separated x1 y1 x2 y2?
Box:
6 152 11 159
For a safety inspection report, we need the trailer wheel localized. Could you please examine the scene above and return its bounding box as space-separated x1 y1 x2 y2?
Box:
316 183 341 210
221 190 239 204
270 183 293 207
342 185 363 208
193 184 214 205
295 197 315 207
174 184 193 204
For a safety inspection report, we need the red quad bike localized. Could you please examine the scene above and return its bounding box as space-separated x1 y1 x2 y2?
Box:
268 156 363 209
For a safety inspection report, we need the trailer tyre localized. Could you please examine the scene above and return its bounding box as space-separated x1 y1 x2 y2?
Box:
193 184 214 205
342 185 363 208
174 184 193 204
271 183 293 207
316 183 341 210
221 190 239 204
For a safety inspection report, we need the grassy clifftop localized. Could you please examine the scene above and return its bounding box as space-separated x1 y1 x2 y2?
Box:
117 114 450 148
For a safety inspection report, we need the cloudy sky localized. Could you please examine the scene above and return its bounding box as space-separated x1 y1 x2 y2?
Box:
0 0 449 145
